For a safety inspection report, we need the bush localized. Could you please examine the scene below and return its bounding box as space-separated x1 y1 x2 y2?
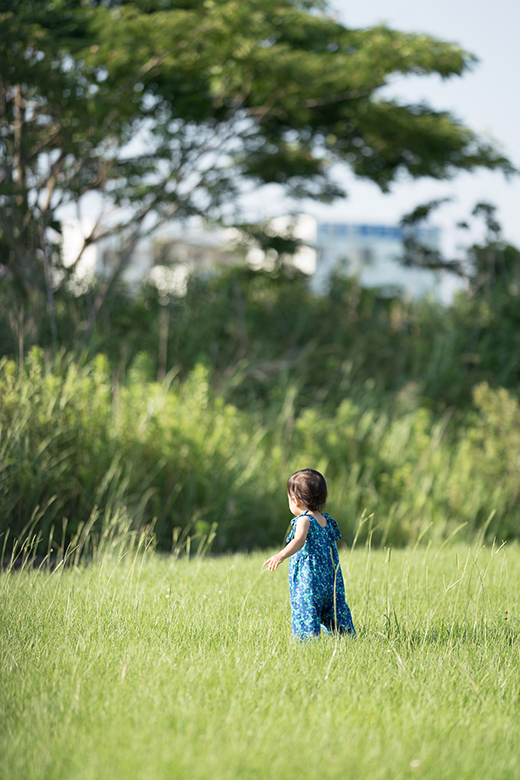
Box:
1 351 519 554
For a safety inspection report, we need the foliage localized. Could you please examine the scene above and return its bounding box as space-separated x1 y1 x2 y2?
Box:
1 544 519 779
0 349 284 552
0 0 512 339
10 255 515 413
1 349 520 553
397 200 520 397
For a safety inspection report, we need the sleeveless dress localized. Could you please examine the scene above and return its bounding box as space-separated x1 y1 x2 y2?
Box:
287 510 355 639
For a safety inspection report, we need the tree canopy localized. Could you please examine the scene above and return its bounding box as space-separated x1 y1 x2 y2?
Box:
0 0 513 332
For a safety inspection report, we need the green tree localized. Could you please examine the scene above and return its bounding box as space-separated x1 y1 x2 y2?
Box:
0 0 513 339
397 199 520 400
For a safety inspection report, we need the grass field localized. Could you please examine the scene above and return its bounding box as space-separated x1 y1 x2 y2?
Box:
1 539 519 780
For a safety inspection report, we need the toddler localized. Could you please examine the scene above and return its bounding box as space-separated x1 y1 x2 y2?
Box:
264 469 355 639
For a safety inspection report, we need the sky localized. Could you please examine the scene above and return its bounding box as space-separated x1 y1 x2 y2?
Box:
257 0 520 259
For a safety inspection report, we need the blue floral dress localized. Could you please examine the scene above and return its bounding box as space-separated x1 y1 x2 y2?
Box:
287 510 355 639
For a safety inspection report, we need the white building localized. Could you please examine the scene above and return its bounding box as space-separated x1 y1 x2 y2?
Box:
62 215 446 299
312 222 442 297
62 219 244 294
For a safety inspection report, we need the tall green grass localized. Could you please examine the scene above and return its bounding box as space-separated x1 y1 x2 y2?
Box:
1 539 518 780
1 348 520 552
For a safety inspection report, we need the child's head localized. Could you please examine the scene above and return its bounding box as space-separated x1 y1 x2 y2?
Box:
287 469 328 511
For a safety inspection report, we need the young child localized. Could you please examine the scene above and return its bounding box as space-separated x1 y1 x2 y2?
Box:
264 469 355 639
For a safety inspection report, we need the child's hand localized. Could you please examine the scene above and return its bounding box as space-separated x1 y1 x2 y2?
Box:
263 553 284 571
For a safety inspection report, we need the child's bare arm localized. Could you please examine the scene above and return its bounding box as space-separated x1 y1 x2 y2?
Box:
263 516 310 571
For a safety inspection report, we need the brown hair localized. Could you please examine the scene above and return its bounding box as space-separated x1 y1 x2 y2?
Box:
287 469 328 511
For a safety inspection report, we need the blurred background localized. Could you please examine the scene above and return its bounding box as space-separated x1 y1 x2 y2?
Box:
1 0 519 557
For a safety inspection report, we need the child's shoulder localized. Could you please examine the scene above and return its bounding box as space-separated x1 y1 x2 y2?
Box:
291 512 311 527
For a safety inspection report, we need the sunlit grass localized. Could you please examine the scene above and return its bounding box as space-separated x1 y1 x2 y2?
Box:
1 541 519 780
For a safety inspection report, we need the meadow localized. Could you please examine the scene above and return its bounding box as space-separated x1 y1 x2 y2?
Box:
1 538 519 780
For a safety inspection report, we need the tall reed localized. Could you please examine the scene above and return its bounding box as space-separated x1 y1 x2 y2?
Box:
1 348 518 554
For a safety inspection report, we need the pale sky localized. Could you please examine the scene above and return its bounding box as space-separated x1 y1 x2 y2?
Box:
315 0 520 256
